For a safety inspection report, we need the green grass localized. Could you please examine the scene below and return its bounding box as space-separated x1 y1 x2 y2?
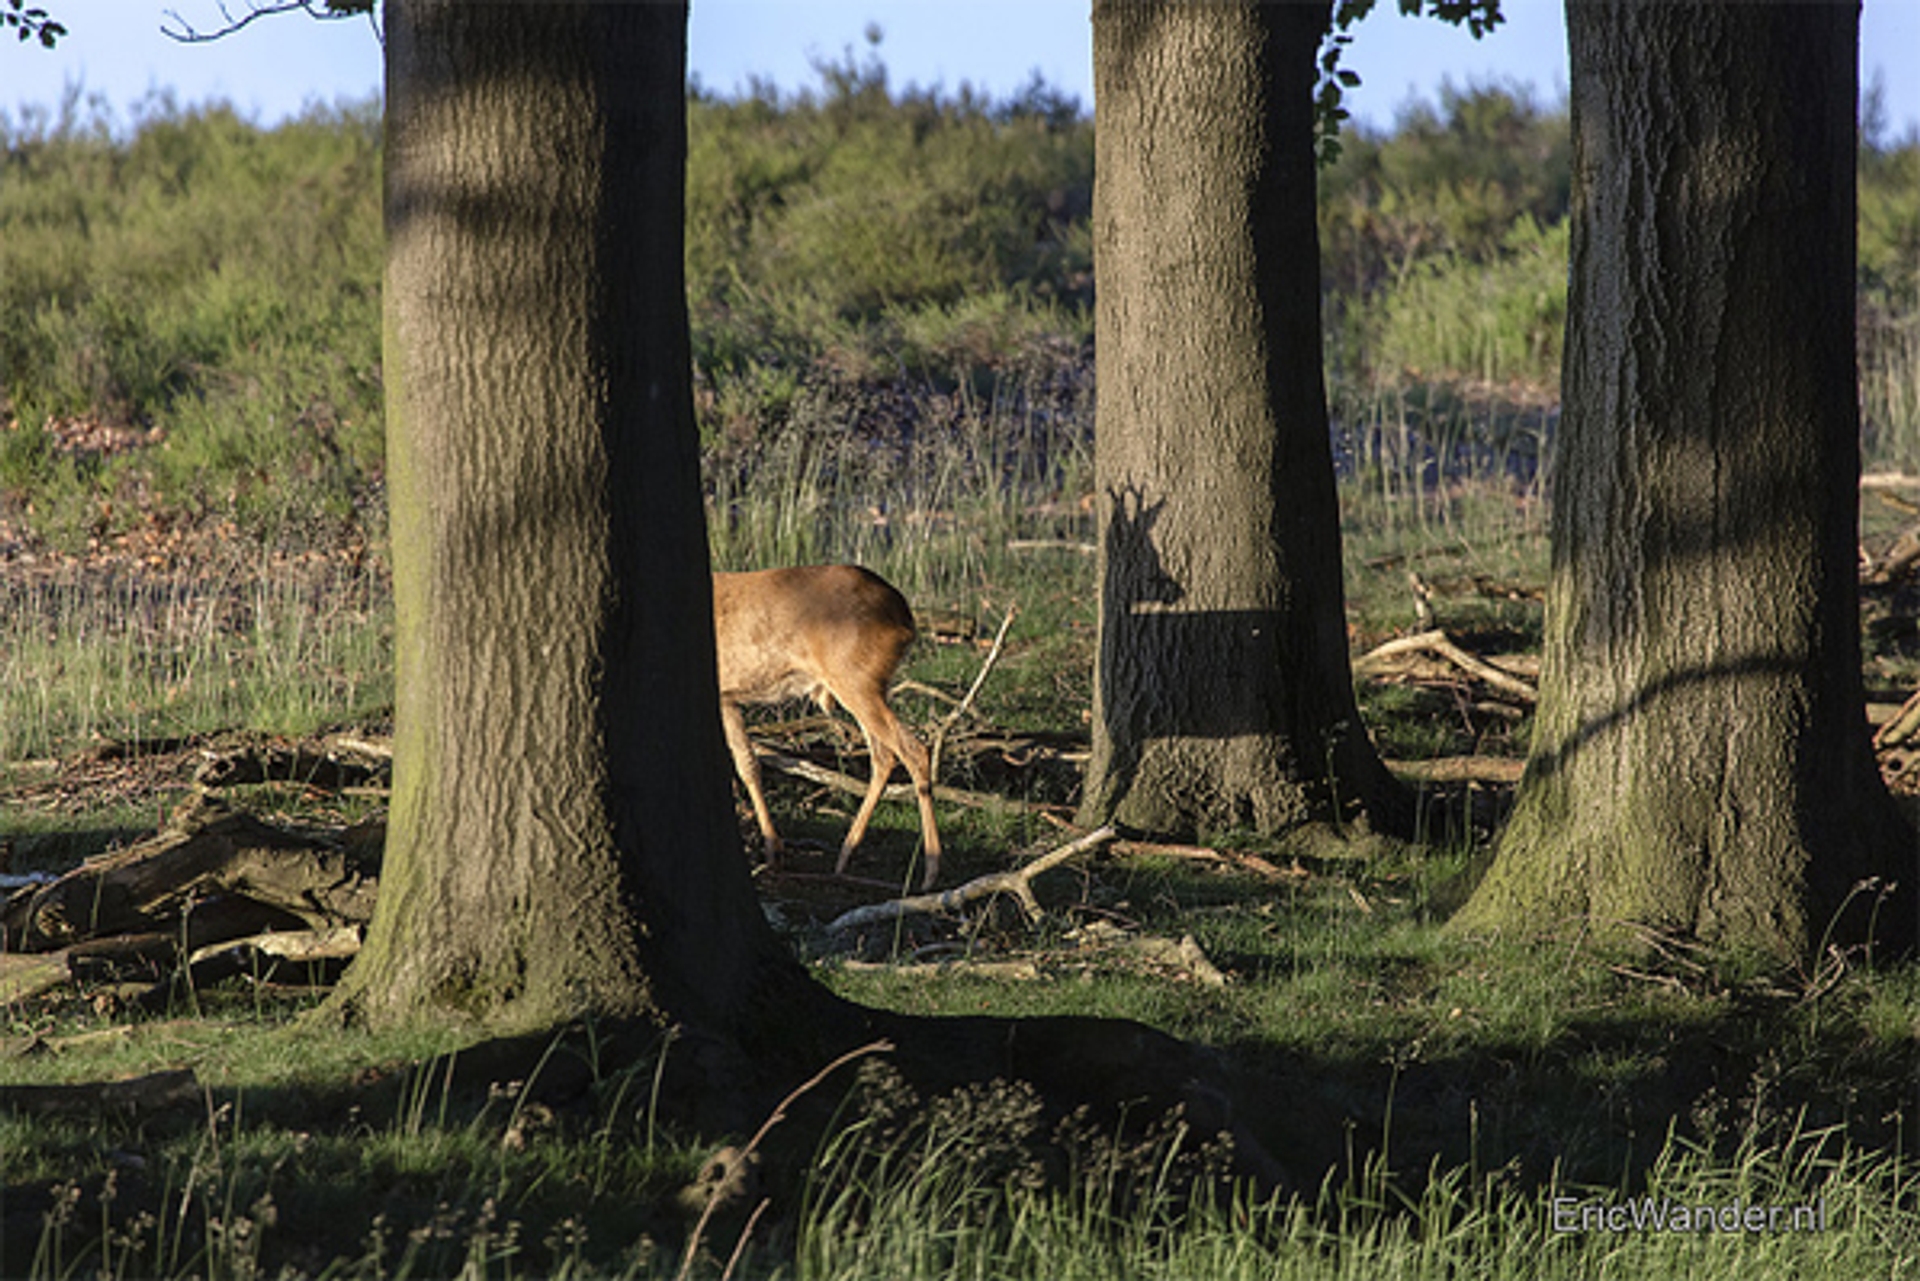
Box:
0 551 391 765
4 71 1919 1281
3 917 1914 1278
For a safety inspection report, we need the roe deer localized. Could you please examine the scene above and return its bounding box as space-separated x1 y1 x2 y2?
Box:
713 564 941 887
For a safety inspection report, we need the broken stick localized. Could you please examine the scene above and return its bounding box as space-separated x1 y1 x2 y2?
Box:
825 825 1118 935
1352 629 1537 704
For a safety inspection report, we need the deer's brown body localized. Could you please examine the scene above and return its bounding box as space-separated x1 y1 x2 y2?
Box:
713 564 941 887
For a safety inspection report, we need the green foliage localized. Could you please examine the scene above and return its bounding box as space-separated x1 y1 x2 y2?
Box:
0 90 383 544
1859 103 1920 469
685 44 1092 405
1370 215 1568 391
3 0 63 47
1318 0 1507 164
1321 82 1572 400
6 71 1919 549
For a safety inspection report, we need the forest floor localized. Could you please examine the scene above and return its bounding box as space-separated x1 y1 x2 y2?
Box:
3 478 1919 1277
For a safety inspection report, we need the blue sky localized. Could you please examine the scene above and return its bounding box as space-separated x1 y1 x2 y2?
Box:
5 1 1918 140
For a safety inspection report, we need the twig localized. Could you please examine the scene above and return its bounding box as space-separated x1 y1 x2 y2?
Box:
892 679 963 708
1607 964 1690 993
1110 839 1298 880
719 1197 770 1281
1006 539 1097 555
825 826 1118 934
676 1040 892 1281
930 604 1017 783
161 0 354 43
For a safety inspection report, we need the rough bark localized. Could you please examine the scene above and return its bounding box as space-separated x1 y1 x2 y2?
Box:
1081 0 1406 840
315 9 1280 1179
326 0 792 1034
1454 1 1917 960
141 4 1293 1195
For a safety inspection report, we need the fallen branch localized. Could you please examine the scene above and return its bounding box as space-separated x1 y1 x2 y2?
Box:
1383 755 1526 785
891 681 963 709
1352 629 1538 704
1109 839 1297 880
196 741 388 791
1861 472 1920 491
1006 539 1096 555
1873 686 1920 750
826 825 1118 934
755 748 1065 816
837 957 1044 981
1862 523 1920 586
929 604 1017 783
2 795 379 954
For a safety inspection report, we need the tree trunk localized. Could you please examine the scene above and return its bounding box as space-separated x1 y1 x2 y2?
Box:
319 8 1278 1177
329 0 794 1033
1454 1 1917 960
1082 0 1406 840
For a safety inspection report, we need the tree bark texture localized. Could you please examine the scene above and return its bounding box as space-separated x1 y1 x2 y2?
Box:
1456 1 1916 959
1082 0 1404 839
331 0 791 1032
309 5 1301 1172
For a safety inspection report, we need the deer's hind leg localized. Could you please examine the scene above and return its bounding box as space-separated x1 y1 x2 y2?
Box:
720 698 782 866
831 683 941 887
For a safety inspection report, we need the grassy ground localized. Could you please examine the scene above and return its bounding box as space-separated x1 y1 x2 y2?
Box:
3 78 1917 1279
4 388 1917 1275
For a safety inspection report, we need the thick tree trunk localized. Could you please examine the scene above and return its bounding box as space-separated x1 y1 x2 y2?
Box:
329 0 794 1033
1082 0 1405 840
319 10 1279 1178
1455 1 1917 960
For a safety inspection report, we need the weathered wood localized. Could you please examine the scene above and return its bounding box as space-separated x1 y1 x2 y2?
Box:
1872 687 1920 750
1 796 378 953
0 950 70 1004
1352 629 1539 704
182 925 364 991
1110 839 1298 880
195 742 390 791
825 826 1117 935
1384 756 1527 785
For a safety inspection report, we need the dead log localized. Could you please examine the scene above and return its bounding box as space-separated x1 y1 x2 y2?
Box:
1384 756 1527 785
195 741 389 791
1 795 378 954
